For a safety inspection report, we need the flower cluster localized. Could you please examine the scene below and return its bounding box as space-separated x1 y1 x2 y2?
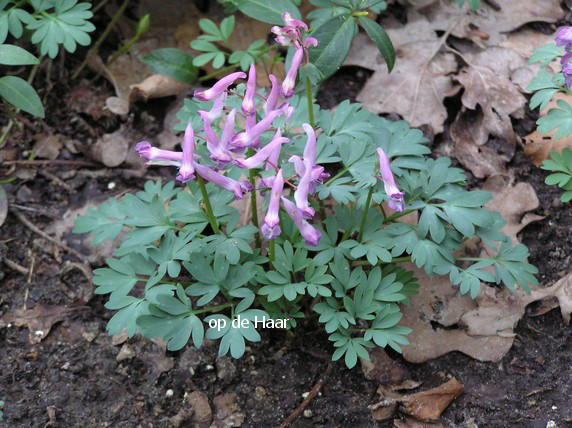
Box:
556 27 572 87
136 13 327 246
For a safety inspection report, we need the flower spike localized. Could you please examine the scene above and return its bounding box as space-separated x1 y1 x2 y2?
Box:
376 147 405 212
194 71 246 101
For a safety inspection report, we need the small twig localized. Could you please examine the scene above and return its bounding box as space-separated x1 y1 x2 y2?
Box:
277 364 333 428
11 208 90 264
38 170 77 193
4 258 30 275
1 159 99 167
484 0 501 11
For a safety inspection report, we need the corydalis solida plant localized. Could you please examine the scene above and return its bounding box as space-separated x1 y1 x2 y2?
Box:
75 13 538 369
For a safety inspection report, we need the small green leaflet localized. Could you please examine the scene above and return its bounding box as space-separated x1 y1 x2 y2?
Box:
330 331 373 368
527 70 565 112
529 43 563 67
542 149 572 203
537 99 572 139
0 44 39 65
358 17 395 72
0 75 44 117
143 48 198 84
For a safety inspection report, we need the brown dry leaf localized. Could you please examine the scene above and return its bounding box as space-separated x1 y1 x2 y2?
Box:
212 393 245 428
170 391 213 428
482 175 543 245
422 0 563 48
370 378 462 422
33 135 63 160
129 74 189 103
524 94 572 166
401 378 464 421
361 348 409 385
345 11 457 133
2 304 79 344
85 127 130 167
450 47 528 178
528 273 572 325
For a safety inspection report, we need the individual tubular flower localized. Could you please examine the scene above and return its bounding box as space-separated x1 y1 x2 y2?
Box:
135 141 183 166
176 123 195 183
265 75 279 115
291 124 316 218
376 147 405 212
261 169 284 240
556 27 572 48
194 162 252 200
194 71 246 101
234 129 289 169
282 12 308 31
230 108 285 148
198 110 233 164
281 47 303 99
281 197 322 246
242 64 257 115
201 93 226 123
303 37 318 48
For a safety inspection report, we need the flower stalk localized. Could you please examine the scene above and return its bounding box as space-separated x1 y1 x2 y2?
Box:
196 175 222 234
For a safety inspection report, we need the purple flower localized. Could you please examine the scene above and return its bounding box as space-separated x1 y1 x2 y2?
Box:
230 108 285 148
556 27 572 47
304 37 318 48
261 169 284 240
234 129 289 169
281 47 303 99
281 197 322 246
200 93 226 123
199 110 233 164
376 147 405 212
194 162 252 200
282 12 308 31
194 71 246 101
265 75 279 115
242 64 257 115
136 141 183 165
176 123 195 183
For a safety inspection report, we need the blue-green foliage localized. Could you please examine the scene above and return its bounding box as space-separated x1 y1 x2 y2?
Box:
0 0 95 58
528 42 572 203
75 94 537 368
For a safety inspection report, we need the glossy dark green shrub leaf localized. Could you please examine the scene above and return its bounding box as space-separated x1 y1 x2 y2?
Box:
143 48 198 84
0 75 44 117
358 17 395 72
309 15 355 79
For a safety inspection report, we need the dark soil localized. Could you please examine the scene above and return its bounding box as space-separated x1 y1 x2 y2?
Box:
2 13 572 428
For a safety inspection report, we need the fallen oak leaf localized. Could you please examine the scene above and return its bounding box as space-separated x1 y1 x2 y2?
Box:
1 304 82 344
401 377 464 421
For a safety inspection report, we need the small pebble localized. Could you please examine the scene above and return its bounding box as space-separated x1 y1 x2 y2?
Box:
61 362 71 370
301 392 310 399
165 389 174 398
546 421 557 428
107 182 116 190
205 364 214 371
303 410 312 418
552 405 558 410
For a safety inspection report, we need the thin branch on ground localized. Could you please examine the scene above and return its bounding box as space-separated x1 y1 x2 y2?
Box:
277 364 333 428
4 258 30 275
1 159 99 167
11 208 90 264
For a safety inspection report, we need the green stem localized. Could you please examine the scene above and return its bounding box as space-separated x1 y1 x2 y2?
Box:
305 77 315 128
269 239 275 264
455 257 487 262
191 302 233 315
196 175 221 234
247 150 261 248
72 0 131 79
351 256 411 267
383 209 416 224
358 187 373 242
